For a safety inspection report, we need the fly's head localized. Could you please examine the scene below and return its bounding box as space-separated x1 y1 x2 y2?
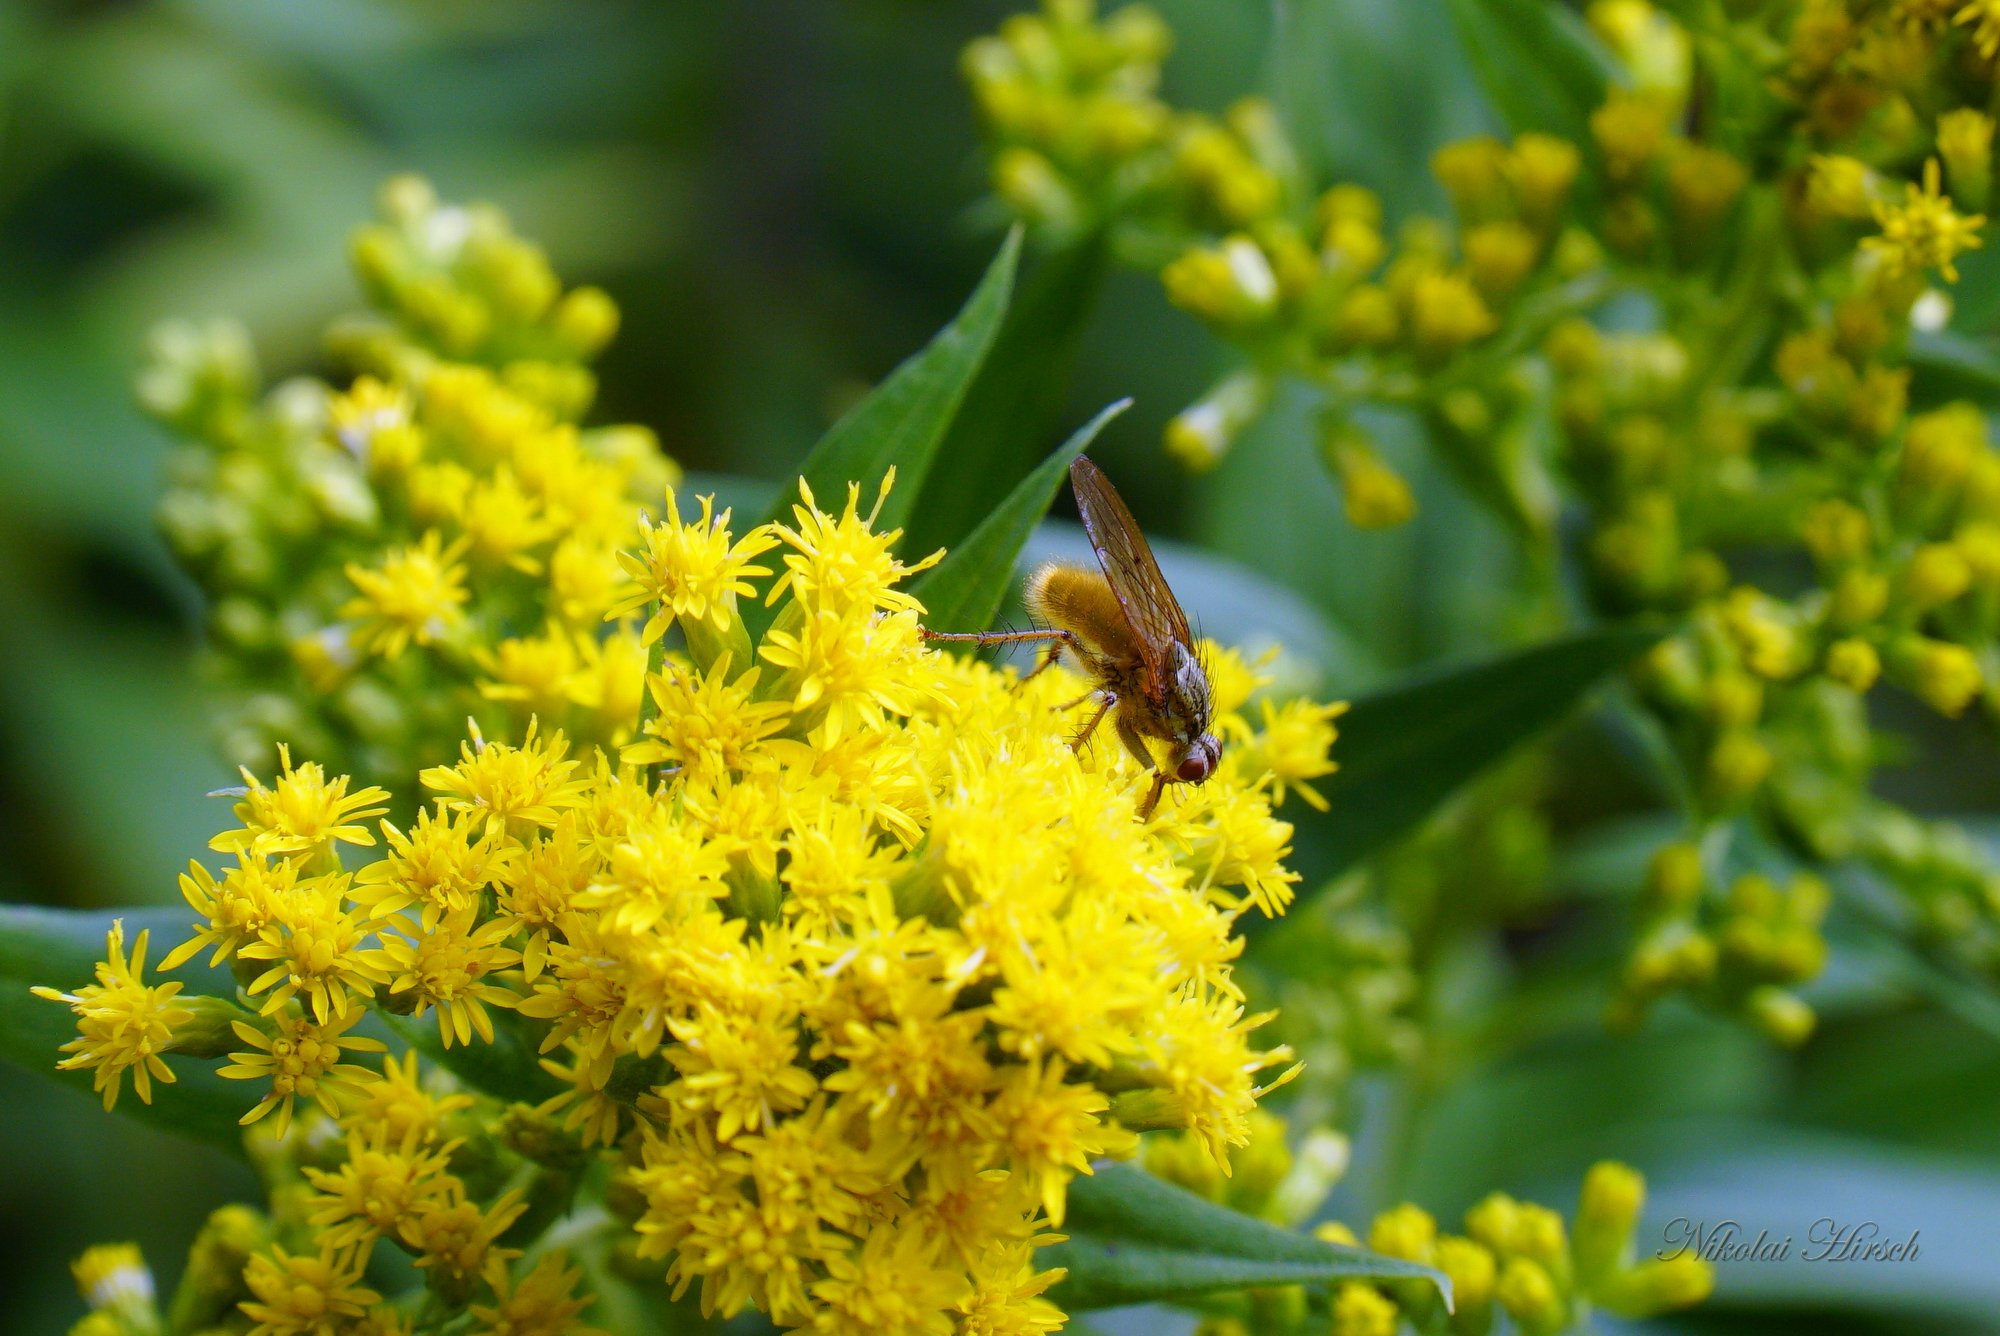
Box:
1163 639 1220 787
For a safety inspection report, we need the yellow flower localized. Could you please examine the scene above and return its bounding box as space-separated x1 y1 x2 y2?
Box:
235 877 389 1023
220 1009 386 1137
338 1049 472 1149
421 719 591 836
162 853 304 970
303 1129 460 1252
470 1253 603 1336
341 529 472 659
605 490 776 643
209 743 391 859
33 921 191 1110
623 655 792 778
401 1189 527 1298
368 908 522 1046
239 1246 381 1336
1866 158 1985 281
766 471 940 617
1957 0 2000 56
351 804 520 928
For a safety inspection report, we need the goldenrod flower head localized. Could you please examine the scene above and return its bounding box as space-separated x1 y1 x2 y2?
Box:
1866 159 1985 282
764 473 924 618
33 921 192 1111
470 1253 603 1336
1330 1281 1399 1336
303 1129 460 1252
608 491 776 643
220 1009 387 1138
341 530 473 660
421 718 591 836
211 744 390 860
235 878 389 1023
1958 0 2000 56
71 1242 158 1331
239 1245 380 1336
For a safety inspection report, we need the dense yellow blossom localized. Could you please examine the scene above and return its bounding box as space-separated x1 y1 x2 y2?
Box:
45 469 1337 1335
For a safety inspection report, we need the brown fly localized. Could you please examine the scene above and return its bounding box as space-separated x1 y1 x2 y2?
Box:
922 455 1219 819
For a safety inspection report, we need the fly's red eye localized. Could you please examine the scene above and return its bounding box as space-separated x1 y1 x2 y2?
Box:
1176 752 1212 783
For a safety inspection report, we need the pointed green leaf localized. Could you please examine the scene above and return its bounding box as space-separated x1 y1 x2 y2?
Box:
1445 0 1618 145
1049 1163 1450 1312
1301 623 1666 893
911 399 1130 635
0 904 249 1154
905 230 1112 556
377 1007 562 1106
762 227 1022 538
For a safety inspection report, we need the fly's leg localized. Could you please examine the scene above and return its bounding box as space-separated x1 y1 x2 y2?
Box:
1115 715 1167 820
1070 692 1116 752
921 627 1080 691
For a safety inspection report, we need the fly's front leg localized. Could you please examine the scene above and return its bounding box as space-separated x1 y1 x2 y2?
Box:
1115 715 1167 819
921 626 1080 691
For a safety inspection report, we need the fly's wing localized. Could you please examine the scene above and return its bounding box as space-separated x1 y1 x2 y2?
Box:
1069 455 1193 706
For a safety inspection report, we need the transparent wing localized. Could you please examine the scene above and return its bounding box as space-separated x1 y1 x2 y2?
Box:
1069 455 1192 705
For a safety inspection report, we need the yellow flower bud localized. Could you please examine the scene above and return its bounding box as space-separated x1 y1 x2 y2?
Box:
1825 637 1882 692
1894 636 1983 715
1368 1202 1439 1264
1573 1161 1644 1286
1706 730 1773 801
1938 108 1994 212
1331 1282 1400 1336
1596 1254 1716 1318
1704 671 1763 727
1509 133 1582 229
1434 1235 1497 1327
1748 984 1817 1046
1465 220 1541 300
1591 92 1670 181
1829 567 1889 628
994 147 1082 229
1327 283 1400 348
1806 154 1878 221
1667 143 1748 238
1165 370 1272 472
1646 841 1705 911
1903 542 1973 608
1432 135 1512 220
1317 182 1384 231
1801 499 1872 566
1495 1256 1566 1334
1322 426 1418 529
1407 270 1499 356
1162 234 1280 326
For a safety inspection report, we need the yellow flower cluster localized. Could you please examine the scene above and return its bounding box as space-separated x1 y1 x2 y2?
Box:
43 472 1340 1333
968 0 2000 1037
144 175 676 789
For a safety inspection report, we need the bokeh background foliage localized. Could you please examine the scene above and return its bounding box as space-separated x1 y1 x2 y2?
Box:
3 1 2000 1333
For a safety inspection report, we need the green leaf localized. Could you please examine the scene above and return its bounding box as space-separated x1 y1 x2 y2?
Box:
760 227 1022 539
0 904 250 1154
1444 0 1618 145
377 1007 562 1106
1909 329 2000 405
904 231 1111 557
1303 623 1666 887
911 399 1130 634
1049 1163 1450 1312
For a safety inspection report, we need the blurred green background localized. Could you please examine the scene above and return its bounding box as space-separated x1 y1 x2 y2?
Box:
3 2 1996 1333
